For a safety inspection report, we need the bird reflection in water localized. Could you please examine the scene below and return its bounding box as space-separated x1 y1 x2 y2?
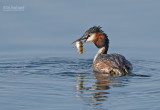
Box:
75 73 124 106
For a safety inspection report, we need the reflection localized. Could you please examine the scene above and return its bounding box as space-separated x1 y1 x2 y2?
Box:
75 73 125 106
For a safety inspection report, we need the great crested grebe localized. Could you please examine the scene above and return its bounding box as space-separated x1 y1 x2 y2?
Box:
73 26 132 76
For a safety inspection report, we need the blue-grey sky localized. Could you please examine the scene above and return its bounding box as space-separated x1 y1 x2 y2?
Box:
0 0 160 59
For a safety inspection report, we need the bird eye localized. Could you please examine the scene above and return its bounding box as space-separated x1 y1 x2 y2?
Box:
87 35 90 37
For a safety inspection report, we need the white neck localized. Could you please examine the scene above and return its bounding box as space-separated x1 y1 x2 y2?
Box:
93 47 106 62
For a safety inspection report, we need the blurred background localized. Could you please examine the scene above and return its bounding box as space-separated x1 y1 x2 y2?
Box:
0 0 160 60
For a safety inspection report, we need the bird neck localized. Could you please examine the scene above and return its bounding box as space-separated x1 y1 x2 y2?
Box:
93 45 108 62
93 33 109 62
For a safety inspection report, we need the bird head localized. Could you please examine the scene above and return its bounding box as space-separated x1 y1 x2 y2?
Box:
73 26 103 43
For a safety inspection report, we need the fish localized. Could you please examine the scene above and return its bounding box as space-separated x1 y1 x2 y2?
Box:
73 41 83 54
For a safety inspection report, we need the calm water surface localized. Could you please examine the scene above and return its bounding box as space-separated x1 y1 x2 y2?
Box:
0 56 160 110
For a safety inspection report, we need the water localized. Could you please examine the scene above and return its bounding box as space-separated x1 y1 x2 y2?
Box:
0 56 160 110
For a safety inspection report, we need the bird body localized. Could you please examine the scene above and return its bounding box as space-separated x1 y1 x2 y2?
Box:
92 53 132 75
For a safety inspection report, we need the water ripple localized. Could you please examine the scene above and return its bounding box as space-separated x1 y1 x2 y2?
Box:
0 57 160 110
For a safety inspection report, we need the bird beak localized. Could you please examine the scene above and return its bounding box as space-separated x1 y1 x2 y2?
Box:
72 35 88 44
72 38 81 44
72 31 89 44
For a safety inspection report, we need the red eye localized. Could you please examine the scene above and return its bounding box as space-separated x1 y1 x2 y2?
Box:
88 35 90 37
